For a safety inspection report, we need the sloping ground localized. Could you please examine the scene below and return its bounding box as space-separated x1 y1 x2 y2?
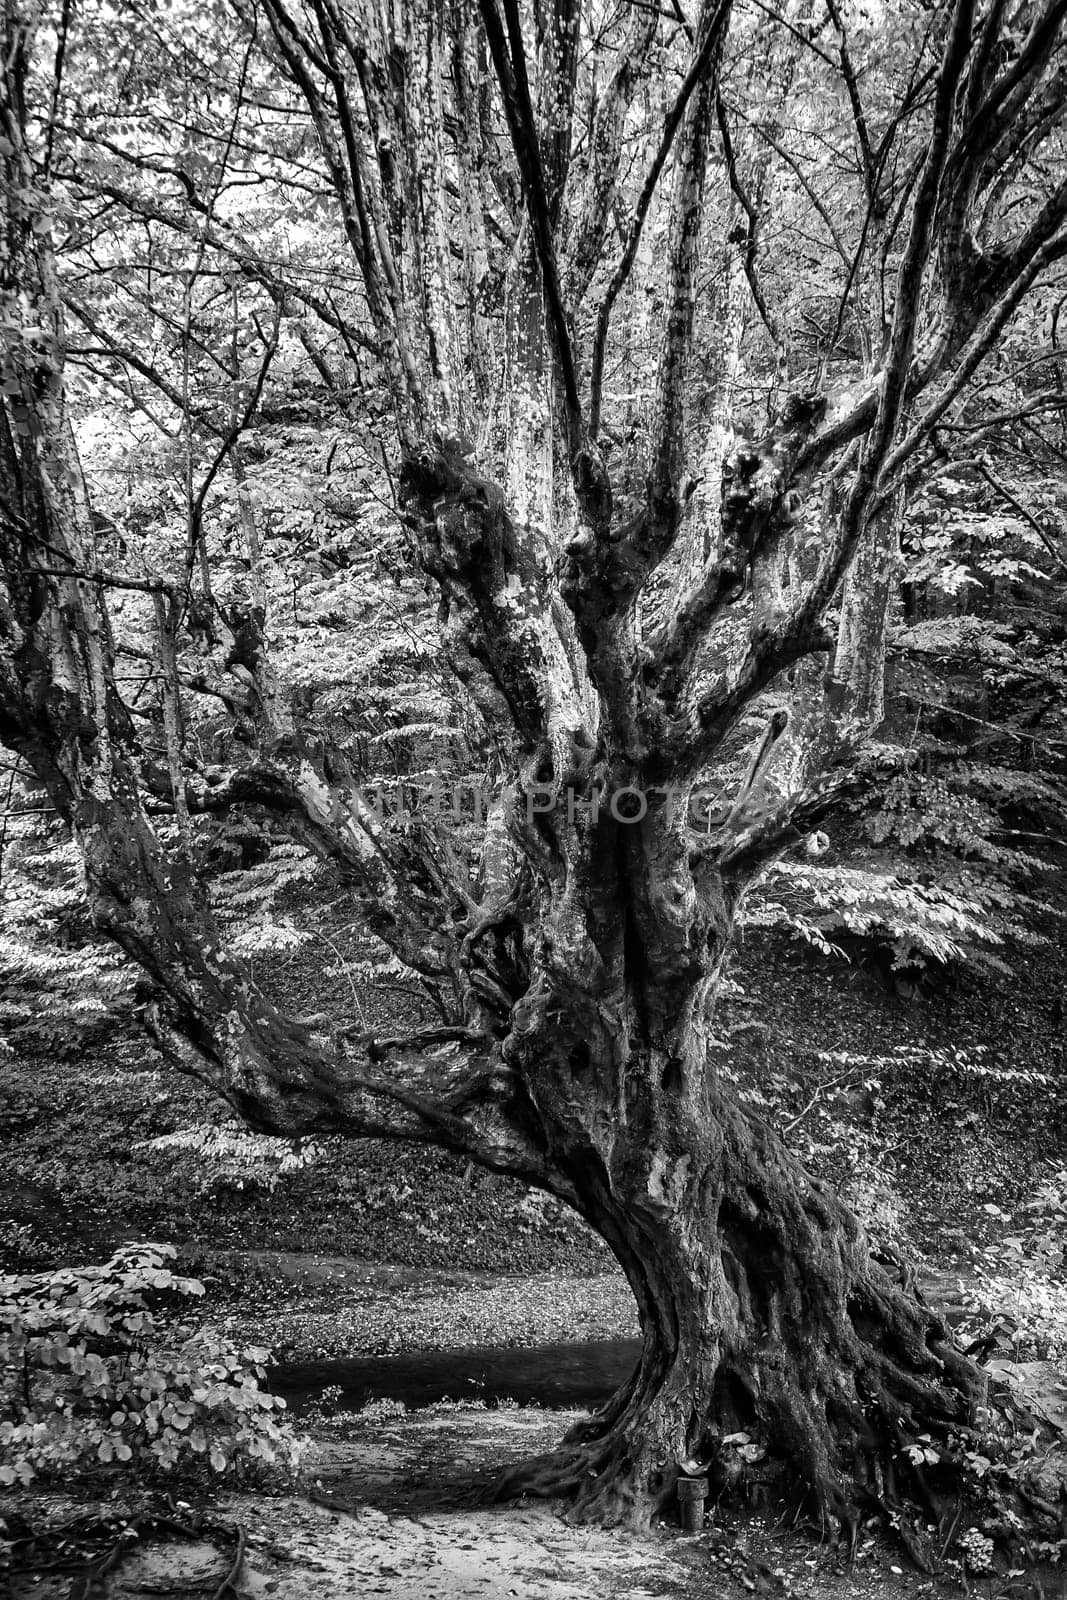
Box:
0 1044 611 1276
209 1257 637 1361
716 915 1067 1263
1 889 1064 1286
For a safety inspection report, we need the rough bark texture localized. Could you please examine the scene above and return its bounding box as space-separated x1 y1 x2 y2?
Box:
494 1082 975 1533
463 794 978 1534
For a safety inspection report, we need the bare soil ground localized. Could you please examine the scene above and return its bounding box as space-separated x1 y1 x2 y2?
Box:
6 1405 951 1600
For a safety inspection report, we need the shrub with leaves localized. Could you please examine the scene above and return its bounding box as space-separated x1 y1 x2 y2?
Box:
137 1124 322 1196
207 834 321 962
0 1244 304 1488
744 450 1067 979
745 858 1018 973
966 1173 1067 1362
0 819 136 1059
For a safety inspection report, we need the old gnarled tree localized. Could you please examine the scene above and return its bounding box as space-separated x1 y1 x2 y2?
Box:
2 0 1066 1544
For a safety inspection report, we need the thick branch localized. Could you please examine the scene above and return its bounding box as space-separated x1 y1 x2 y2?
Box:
645 0 724 531
150 756 456 979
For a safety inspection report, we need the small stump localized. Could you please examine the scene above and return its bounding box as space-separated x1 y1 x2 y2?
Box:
676 1474 709 1534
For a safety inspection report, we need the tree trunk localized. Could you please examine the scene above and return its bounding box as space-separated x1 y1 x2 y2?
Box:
494 1069 977 1536
485 810 978 1537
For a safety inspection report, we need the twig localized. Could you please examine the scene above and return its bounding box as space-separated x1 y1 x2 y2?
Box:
939 1497 964 1560
69 1534 128 1599
211 1527 247 1600
782 1068 858 1133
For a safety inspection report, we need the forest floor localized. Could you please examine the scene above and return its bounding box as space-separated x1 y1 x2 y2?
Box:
7 1404 972 1600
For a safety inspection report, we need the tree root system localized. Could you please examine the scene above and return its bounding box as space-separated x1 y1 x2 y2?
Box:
1 1503 249 1599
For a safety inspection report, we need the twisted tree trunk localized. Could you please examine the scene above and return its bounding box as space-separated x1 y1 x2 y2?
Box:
498 1079 975 1532
467 794 979 1535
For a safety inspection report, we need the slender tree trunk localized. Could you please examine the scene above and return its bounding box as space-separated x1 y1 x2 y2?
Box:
835 487 905 730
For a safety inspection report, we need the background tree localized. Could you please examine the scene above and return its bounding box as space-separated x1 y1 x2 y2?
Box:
1 0 1066 1544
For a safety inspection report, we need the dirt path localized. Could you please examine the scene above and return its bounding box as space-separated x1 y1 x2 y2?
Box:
8 1406 942 1600
151 1493 684 1599
231 1407 683 1597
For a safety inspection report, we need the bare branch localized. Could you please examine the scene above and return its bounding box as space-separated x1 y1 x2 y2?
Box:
934 390 1067 431
588 0 731 436
881 219 1067 483
67 176 380 353
185 303 281 580
714 89 780 349
564 7 659 305
824 0 875 198
478 0 582 420
29 565 180 595
973 458 1067 573
66 294 256 438
866 0 978 473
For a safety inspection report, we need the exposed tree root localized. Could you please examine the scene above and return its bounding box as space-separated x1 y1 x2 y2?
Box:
211 1526 247 1600
69 1533 128 1599
2 1506 249 1600
489 1434 650 1527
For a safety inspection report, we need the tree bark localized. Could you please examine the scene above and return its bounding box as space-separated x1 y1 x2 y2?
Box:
475 801 978 1537
495 1040 976 1536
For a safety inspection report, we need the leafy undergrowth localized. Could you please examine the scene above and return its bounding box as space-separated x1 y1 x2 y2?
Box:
0 1245 305 1493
